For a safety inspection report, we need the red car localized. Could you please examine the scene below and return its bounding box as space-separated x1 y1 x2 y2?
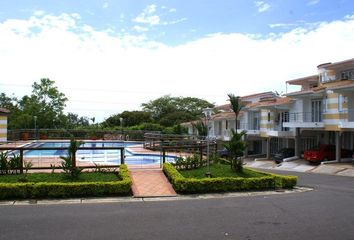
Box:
304 144 352 163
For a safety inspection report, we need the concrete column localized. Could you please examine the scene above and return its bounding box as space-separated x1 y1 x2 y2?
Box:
244 134 248 158
335 131 341 162
266 138 271 159
294 128 300 158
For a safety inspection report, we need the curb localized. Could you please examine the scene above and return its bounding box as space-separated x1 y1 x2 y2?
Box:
0 187 312 206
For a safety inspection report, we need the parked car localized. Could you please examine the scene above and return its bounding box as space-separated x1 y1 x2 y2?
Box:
217 148 229 158
273 148 295 164
304 144 352 163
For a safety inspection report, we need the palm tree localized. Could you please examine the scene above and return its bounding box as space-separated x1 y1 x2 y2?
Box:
227 93 243 132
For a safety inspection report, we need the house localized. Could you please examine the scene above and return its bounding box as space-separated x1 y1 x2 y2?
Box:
183 92 295 157
183 57 354 162
284 58 354 161
0 108 10 142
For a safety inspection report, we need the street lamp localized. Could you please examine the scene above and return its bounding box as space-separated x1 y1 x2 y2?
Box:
119 117 123 140
33 116 37 140
202 108 213 177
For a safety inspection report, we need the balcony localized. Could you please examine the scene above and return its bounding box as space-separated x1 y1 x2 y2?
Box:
239 121 260 135
338 109 354 129
283 112 324 128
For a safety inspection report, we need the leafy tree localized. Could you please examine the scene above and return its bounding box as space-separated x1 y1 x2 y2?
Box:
142 95 214 126
192 121 208 137
63 113 90 129
103 111 153 128
227 93 243 132
224 130 247 172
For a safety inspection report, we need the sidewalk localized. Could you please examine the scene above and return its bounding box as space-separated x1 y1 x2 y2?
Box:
129 168 177 198
245 158 354 177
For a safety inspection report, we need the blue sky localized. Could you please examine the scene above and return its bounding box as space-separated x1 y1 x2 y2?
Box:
1 0 352 45
0 0 354 121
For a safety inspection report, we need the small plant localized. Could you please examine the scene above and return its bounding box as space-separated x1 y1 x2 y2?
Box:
8 154 21 174
92 163 107 173
24 161 33 174
0 151 9 175
60 139 84 179
224 130 247 172
18 161 33 182
50 164 56 174
173 154 202 170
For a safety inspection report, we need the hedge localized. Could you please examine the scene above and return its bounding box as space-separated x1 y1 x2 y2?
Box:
163 163 297 194
0 164 132 200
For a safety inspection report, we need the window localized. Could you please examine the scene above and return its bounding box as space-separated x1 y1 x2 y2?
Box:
311 99 322 122
225 120 228 130
267 112 271 122
323 97 327 113
341 69 354 80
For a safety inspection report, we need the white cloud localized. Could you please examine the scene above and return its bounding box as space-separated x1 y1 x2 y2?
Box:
102 2 109 9
255 1 271 13
133 4 160 26
308 0 320 6
1 13 354 121
33 10 45 16
133 25 149 32
169 8 177 13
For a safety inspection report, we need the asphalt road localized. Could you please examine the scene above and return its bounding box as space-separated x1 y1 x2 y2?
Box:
0 171 354 240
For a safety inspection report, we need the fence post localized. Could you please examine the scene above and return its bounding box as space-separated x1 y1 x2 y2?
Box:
121 148 125 164
19 149 24 174
162 149 166 163
200 146 203 163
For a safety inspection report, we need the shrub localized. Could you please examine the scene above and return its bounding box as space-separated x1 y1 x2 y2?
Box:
163 163 297 194
0 164 132 200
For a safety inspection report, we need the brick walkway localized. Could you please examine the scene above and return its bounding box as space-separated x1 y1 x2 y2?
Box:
130 169 177 197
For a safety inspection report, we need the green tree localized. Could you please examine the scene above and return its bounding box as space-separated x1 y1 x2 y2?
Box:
142 95 214 126
192 121 207 137
227 93 243 132
1 78 68 129
224 130 247 172
103 111 153 128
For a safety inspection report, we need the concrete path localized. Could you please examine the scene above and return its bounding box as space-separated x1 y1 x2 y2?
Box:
130 169 177 198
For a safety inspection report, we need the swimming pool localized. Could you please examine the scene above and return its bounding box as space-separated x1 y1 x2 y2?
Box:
23 141 176 165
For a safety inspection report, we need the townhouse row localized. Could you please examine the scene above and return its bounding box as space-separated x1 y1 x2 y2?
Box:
184 58 354 162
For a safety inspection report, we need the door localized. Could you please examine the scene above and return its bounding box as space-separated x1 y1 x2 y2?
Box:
311 100 322 122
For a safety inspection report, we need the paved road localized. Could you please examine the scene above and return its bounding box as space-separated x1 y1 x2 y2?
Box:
0 171 354 240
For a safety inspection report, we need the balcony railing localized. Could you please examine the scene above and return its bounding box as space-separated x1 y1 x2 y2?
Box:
239 121 260 131
288 112 323 123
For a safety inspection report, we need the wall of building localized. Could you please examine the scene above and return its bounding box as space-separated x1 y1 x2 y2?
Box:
0 115 7 142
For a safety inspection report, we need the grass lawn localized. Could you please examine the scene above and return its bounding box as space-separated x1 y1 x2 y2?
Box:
179 163 266 178
0 172 121 183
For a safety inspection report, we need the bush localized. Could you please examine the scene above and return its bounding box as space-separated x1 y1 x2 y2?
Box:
0 164 132 200
163 163 297 194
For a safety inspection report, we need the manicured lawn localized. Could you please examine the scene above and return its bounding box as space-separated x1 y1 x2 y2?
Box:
179 164 266 178
0 172 121 183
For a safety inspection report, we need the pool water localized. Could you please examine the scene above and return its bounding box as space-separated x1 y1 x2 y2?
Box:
24 141 176 165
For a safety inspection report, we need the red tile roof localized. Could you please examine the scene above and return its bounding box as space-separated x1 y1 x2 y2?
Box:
246 97 292 108
0 108 10 114
286 75 318 85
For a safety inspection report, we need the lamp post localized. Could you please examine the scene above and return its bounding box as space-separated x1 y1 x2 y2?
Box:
34 116 37 140
119 117 123 140
202 108 213 177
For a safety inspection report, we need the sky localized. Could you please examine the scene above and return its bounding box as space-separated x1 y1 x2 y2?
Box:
1 0 354 122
